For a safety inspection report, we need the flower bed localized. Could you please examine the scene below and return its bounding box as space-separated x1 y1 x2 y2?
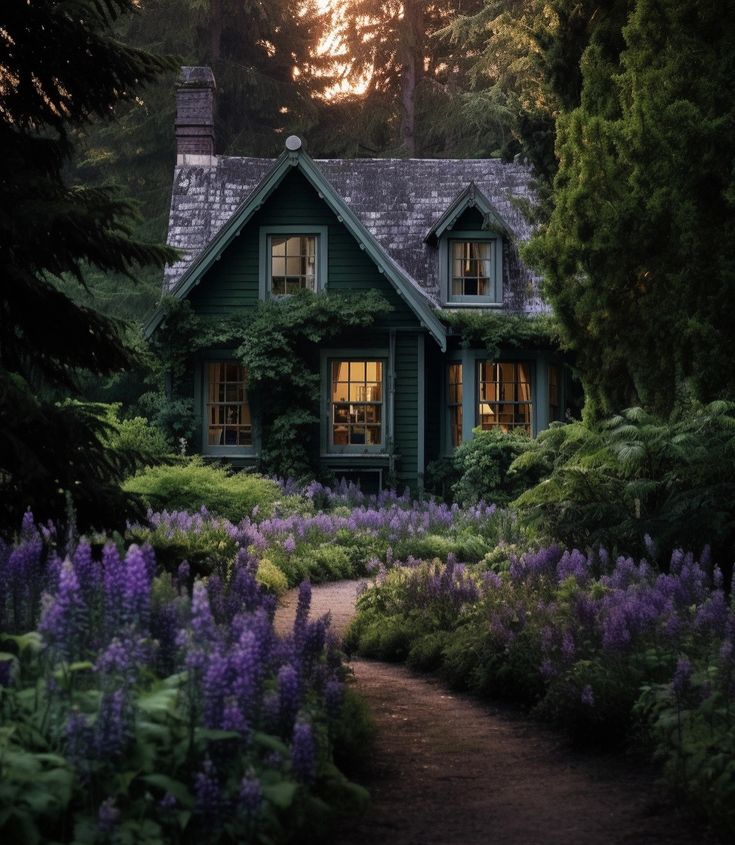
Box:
347 545 735 834
0 513 367 844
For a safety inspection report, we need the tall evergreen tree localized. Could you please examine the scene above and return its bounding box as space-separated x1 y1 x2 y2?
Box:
332 0 486 156
529 0 735 415
0 0 178 528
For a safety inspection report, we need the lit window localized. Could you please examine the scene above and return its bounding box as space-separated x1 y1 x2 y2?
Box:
448 363 463 447
549 365 560 422
270 235 317 295
331 360 383 447
478 361 532 434
206 362 252 447
451 241 492 297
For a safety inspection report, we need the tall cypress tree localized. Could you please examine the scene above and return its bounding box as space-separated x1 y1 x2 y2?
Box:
530 0 735 416
0 0 178 528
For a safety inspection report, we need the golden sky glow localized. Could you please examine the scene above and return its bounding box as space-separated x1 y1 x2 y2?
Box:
313 0 372 98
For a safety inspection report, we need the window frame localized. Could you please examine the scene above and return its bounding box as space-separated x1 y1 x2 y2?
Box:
322 351 389 455
200 354 257 458
477 360 533 435
258 225 328 300
439 229 503 306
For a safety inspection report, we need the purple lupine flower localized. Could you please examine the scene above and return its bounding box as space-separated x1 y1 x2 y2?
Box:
561 630 576 660
72 542 100 600
191 580 217 643
39 559 86 660
295 581 312 629
122 544 150 627
65 710 95 771
95 637 139 684
194 758 223 821
324 678 343 720
176 560 190 592
277 663 301 726
160 792 178 811
221 700 249 736
580 685 595 707
202 647 230 728
20 509 36 541
283 535 297 554
239 775 262 815
291 720 316 783
102 543 125 633
96 689 131 759
672 657 693 696
97 798 120 836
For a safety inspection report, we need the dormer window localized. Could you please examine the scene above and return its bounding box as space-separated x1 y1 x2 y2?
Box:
451 241 493 297
258 225 328 299
443 233 502 305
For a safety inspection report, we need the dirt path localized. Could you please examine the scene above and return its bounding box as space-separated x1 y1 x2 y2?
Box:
276 581 720 845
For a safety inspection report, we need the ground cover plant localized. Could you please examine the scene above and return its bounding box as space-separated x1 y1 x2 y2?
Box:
347 544 735 835
128 480 502 588
0 513 367 844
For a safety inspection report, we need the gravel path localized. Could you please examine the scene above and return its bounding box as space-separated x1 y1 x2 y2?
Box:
275 580 720 845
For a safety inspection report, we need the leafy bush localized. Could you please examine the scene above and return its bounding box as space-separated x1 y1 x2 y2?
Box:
102 405 173 464
513 402 735 568
123 459 281 522
451 428 538 507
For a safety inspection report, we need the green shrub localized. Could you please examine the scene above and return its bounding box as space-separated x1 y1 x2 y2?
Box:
103 406 173 464
122 459 281 522
452 428 538 507
256 558 289 595
513 402 735 566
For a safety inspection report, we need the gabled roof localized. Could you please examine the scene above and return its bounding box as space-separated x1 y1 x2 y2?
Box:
146 143 448 348
424 182 516 243
160 154 539 306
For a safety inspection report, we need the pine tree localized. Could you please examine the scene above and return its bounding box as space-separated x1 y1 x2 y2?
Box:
0 0 178 528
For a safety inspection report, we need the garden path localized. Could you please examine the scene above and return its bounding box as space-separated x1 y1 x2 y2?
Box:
275 581 720 845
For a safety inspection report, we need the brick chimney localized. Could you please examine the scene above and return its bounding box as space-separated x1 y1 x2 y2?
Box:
175 66 216 166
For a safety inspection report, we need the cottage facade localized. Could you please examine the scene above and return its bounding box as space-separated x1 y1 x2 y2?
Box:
148 67 568 490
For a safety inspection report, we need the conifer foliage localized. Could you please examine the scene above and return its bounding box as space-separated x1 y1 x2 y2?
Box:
0 0 178 528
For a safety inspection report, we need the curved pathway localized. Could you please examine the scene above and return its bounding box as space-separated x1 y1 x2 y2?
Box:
276 581 721 845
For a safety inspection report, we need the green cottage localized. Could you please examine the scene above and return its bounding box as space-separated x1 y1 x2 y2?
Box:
147 67 569 491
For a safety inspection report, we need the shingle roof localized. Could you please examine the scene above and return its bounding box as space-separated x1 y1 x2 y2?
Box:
164 155 546 312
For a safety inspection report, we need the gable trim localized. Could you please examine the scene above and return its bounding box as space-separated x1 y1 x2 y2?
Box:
145 147 447 350
424 181 515 244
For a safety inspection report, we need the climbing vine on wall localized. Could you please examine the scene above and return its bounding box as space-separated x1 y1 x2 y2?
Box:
236 289 391 478
441 310 560 358
148 291 392 477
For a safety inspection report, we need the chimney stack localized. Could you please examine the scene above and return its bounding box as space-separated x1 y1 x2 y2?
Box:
175 66 216 166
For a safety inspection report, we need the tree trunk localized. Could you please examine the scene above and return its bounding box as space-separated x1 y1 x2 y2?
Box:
399 0 425 157
209 0 222 62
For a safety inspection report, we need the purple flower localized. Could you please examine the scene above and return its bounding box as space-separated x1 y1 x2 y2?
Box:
122 544 151 627
194 758 223 822
97 798 120 835
39 559 86 660
96 689 131 759
291 720 316 783
239 775 262 815
283 535 297 554
673 657 693 696
277 663 301 726
580 685 595 707
324 678 343 720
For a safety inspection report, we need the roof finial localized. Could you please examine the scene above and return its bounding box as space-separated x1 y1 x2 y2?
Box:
285 135 302 152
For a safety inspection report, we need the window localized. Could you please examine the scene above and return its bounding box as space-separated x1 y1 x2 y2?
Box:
441 233 502 304
478 361 532 434
448 363 463 448
259 226 327 300
270 235 316 295
451 241 492 296
330 360 383 447
206 362 252 448
548 365 560 423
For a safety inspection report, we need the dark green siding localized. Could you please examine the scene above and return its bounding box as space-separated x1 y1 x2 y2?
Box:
189 169 420 327
393 332 419 488
425 338 443 463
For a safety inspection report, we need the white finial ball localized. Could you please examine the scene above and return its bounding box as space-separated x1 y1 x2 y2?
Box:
285 135 302 151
